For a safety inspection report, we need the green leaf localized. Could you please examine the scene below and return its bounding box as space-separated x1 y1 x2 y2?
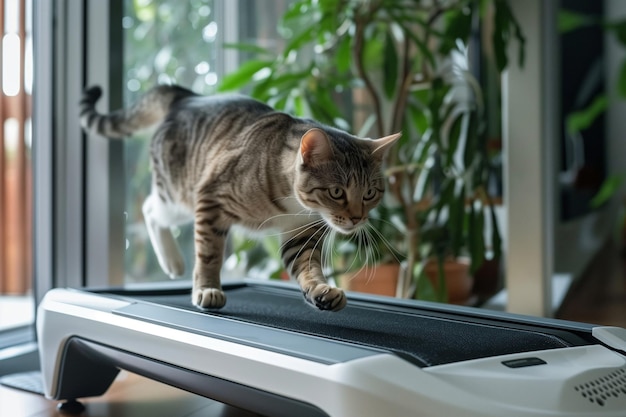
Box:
335 35 352 74
222 42 274 56
427 78 450 143
590 175 624 208
492 3 509 72
447 113 463 167
284 24 317 57
434 179 455 213
306 87 345 127
463 112 479 169
270 93 290 111
558 10 594 34
565 94 608 136
395 20 436 68
492 0 525 71
449 184 466 258
440 7 473 55
218 60 273 92
488 203 502 261
607 20 626 46
409 103 429 135
282 0 309 22
468 203 486 274
415 264 438 302
133 0 156 21
293 93 306 116
362 28 385 70
383 30 399 99
619 59 626 98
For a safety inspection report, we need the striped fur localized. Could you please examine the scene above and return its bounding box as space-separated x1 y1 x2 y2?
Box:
80 84 399 311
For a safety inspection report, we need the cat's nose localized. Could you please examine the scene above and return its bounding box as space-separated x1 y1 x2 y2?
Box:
350 216 364 226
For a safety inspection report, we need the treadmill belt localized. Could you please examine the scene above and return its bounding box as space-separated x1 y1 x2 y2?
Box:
123 285 584 367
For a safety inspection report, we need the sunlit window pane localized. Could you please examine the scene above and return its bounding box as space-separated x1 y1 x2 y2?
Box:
2 33 21 97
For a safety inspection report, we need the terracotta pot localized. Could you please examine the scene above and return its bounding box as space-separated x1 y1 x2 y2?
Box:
423 257 473 304
340 263 400 297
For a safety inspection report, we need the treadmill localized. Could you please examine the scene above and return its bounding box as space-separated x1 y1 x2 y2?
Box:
37 280 626 417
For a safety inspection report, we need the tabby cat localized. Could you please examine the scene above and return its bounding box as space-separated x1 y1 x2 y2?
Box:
80 85 399 312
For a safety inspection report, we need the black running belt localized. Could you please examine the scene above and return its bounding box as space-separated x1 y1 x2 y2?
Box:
107 284 592 367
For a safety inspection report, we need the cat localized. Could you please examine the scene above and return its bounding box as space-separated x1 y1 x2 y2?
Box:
80 84 400 311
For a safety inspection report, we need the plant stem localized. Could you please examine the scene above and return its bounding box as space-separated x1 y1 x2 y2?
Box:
353 14 385 137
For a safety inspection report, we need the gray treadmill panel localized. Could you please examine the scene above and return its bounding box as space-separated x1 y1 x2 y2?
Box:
109 284 591 367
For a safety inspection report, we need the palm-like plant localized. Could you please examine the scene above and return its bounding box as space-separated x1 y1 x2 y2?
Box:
220 0 524 300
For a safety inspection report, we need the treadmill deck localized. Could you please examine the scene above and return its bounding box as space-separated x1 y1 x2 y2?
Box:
108 283 591 367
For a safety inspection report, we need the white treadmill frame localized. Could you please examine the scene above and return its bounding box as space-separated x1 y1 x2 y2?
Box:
37 284 626 417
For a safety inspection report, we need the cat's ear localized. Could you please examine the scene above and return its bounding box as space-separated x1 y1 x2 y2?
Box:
370 132 401 158
300 128 332 167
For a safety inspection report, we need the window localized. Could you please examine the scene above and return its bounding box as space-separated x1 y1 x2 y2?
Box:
0 0 34 344
30 0 294 293
122 0 220 284
121 0 292 285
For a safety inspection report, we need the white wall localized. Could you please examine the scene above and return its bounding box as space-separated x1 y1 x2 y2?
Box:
503 0 557 316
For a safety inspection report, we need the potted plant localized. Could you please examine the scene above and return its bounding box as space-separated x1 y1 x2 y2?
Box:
220 0 524 302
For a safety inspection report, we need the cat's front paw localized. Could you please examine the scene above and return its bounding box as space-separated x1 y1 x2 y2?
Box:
193 287 226 309
304 284 346 312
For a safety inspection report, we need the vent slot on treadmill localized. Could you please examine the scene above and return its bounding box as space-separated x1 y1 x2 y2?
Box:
573 368 626 407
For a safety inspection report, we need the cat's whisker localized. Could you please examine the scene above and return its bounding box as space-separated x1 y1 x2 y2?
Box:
372 216 405 235
363 229 380 284
321 228 335 273
257 210 317 232
327 229 340 281
288 223 326 274
277 219 326 253
282 220 325 246
341 231 368 281
308 225 330 272
355 229 373 284
276 218 325 241
367 223 404 264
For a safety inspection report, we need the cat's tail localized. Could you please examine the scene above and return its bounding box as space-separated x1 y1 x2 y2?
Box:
79 84 196 138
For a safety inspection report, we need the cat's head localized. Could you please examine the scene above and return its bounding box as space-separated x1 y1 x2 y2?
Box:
295 128 400 235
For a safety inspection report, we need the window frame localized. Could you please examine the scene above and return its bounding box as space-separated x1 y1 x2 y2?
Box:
35 0 244 292
32 0 124 294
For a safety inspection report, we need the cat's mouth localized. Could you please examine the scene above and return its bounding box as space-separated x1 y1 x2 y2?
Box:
335 225 361 235
324 216 367 235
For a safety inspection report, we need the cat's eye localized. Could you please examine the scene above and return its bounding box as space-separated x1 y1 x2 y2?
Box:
328 187 345 199
363 188 378 201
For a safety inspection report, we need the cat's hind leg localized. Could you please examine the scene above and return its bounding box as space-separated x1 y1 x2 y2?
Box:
142 193 186 278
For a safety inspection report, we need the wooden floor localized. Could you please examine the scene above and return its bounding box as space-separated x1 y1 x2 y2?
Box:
556 239 626 328
2 241 626 416
0 372 263 417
